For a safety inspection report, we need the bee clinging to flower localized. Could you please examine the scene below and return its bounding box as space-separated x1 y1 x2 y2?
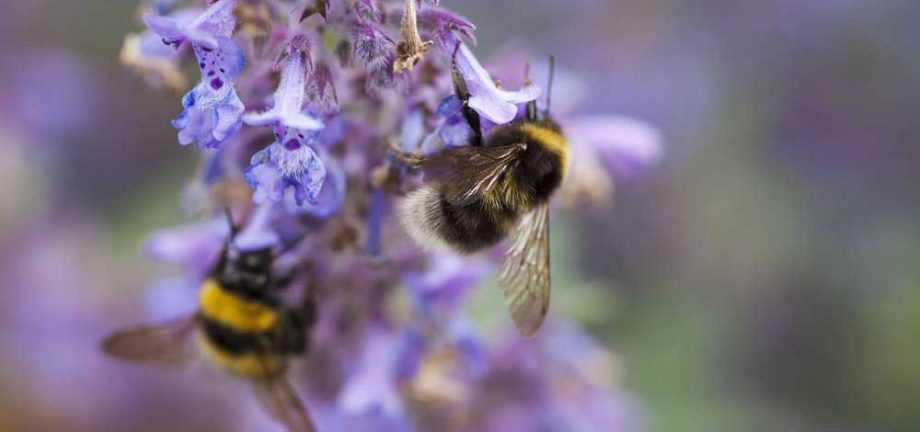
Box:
102 211 317 432
400 47 567 337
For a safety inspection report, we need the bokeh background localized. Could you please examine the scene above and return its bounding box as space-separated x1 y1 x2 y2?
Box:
2 0 919 431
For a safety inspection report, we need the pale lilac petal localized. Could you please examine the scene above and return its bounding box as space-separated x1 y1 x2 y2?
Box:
234 203 280 251
142 13 186 45
338 326 404 417
213 90 245 141
189 0 237 40
243 52 324 131
565 115 663 178
143 217 229 276
454 44 541 124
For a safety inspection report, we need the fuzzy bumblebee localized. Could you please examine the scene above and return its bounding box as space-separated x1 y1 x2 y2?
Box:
400 58 568 336
102 224 316 432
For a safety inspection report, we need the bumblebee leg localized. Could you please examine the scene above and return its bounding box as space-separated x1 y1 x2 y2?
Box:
451 42 483 147
387 139 424 168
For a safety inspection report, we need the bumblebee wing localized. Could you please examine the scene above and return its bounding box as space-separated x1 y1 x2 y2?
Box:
101 314 198 366
498 202 551 336
249 336 316 432
423 143 527 205
252 378 316 432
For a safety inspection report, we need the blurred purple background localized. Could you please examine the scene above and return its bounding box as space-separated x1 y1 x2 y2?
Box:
1 0 919 431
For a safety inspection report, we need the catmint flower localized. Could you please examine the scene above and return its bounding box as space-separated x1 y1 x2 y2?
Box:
433 32 540 124
243 42 333 210
245 128 327 207
352 22 397 89
394 0 433 73
566 115 663 179
144 0 244 149
233 202 280 251
143 217 229 278
419 95 473 153
243 41 324 131
120 8 201 91
338 324 407 418
417 6 476 47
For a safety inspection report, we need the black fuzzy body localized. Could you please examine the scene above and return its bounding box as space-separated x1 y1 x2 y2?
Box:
403 119 567 254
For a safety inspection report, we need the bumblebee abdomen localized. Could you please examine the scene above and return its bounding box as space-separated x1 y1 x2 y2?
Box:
196 280 305 378
199 279 279 332
401 187 516 253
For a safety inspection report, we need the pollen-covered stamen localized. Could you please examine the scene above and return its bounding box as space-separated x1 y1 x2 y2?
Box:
394 0 433 73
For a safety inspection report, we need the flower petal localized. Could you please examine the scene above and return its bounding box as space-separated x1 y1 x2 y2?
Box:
453 43 541 124
565 115 663 179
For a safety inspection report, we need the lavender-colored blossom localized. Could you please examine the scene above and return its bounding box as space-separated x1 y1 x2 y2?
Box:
143 216 229 278
243 45 324 131
403 252 491 318
435 35 541 124
234 202 280 251
566 115 663 179
120 7 200 91
243 42 333 210
283 151 346 218
145 0 244 149
245 129 327 207
338 324 407 418
418 6 477 47
419 95 474 152
352 22 397 89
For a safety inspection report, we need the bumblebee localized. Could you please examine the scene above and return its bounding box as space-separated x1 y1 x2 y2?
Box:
102 221 317 432
400 56 567 336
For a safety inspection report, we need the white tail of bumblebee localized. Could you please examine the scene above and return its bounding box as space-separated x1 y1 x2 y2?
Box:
399 186 452 252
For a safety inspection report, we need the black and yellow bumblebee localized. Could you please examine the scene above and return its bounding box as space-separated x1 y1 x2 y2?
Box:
102 221 317 432
399 55 567 337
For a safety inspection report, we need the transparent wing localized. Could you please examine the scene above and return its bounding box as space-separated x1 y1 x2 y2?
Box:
250 335 316 432
498 202 551 336
101 314 198 366
423 143 527 205
252 378 316 432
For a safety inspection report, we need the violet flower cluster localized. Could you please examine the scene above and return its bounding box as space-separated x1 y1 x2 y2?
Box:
122 0 661 430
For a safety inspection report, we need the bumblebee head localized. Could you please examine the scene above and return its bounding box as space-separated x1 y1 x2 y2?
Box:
216 208 276 296
219 246 274 296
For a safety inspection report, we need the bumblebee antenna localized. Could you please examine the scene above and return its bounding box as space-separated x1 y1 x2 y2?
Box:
544 55 555 115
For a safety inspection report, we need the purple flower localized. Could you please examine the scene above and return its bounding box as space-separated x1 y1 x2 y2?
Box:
120 8 200 91
143 216 229 278
144 0 245 149
233 203 280 251
338 324 406 418
243 45 324 131
283 151 346 218
419 96 474 152
566 115 663 179
402 252 491 318
417 6 476 47
245 128 327 207
435 34 541 124
352 22 397 89
143 0 237 49
243 44 335 211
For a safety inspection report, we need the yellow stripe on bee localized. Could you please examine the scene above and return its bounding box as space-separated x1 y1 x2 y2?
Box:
198 279 279 333
197 334 283 378
520 123 570 177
